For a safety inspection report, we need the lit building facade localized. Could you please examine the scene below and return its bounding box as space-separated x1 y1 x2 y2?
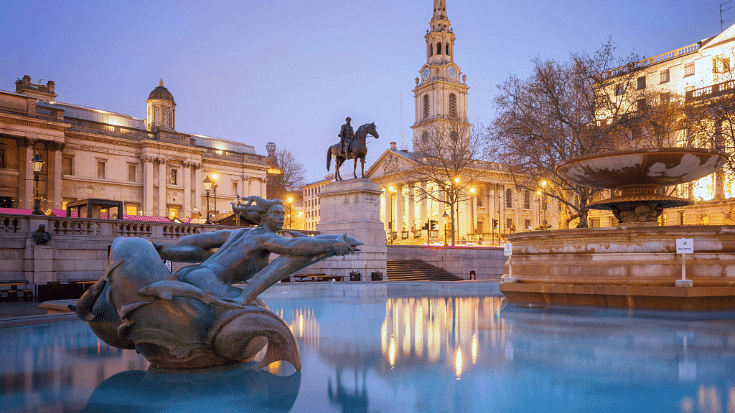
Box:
302 177 331 231
0 76 267 220
366 1 558 244
594 23 735 227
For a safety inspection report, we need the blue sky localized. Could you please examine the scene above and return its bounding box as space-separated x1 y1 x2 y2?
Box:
0 0 725 181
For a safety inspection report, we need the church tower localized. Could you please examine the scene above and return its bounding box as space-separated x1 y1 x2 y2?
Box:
411 0 469 148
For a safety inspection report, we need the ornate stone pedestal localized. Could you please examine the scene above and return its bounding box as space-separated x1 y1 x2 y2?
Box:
314 179 387 281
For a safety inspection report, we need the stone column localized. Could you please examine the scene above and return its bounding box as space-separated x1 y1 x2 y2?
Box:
420 182 428 228
158 158 167 217
380 190 388 232
194 163 202 216
407 183 415 232
143 156 154 216
183 161 192 219
261 178 266 198
395 184 404 233
18 138 35 209
244 177 251 197
48 142 64 210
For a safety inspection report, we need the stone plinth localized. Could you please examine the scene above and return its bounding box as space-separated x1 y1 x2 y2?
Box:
499 225 735 309
314 179 387 280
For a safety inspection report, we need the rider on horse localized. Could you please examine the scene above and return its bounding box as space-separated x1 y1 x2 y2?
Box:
338 117 354 158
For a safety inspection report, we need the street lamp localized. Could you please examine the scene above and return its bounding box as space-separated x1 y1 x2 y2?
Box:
31 153 44 215
203 175 213 224
286 196 293 229
442 210 449 247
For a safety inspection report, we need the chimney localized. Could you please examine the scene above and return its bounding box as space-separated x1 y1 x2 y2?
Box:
390 142 397 150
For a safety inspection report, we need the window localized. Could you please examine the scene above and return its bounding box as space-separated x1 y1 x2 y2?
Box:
423 95 430 119
436 42 442 55
169 168 177 185
714 57 731 73
449 93 457 117
422 131 429 142
660 93 671 104
232 182 238 196
615 83 626 96
97 161 106 179
660 69 670 83
155 107 161 125
0 145 5 169
450 131 458 142
524 190 531 209
505 188 512 208
684 62 695 77
636 98 647 112
525 219 531 230
126 204 138 216
62 156 73 176
637 76 646 90
446 43 450 55
128 164 136 182
428 44 433 57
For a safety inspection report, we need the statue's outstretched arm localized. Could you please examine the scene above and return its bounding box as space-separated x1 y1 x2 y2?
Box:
155 230 233 262
261 233 357 257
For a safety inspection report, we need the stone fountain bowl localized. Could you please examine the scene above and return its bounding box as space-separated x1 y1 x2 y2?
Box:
555 147 727 189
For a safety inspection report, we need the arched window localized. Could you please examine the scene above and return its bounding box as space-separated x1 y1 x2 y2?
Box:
423 95 429 119
449 93 457 118
437 42 442 55
422 131 429 142
446 43 450 55
524 190 531 209
450 131 458 142
505 189 512 208
428 44 433 57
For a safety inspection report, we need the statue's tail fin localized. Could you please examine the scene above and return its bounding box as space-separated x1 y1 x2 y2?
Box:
326 146 332 171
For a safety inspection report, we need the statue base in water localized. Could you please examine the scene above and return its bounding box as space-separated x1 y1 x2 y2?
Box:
499 225 735 309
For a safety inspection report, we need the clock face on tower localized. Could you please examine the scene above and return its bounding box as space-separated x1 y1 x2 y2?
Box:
447 66 457 79
423 68 431 80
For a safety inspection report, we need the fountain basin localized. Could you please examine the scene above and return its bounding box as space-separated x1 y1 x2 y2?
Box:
499 225 735 309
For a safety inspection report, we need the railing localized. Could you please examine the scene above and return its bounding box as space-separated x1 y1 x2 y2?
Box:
203 148 245 161
599 42 701 81
686 79 735 100
67 118 149 139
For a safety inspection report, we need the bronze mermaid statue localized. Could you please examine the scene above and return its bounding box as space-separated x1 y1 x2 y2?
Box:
72 196 361 370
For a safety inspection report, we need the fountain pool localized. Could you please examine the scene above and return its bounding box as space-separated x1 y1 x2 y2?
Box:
1 285 735 412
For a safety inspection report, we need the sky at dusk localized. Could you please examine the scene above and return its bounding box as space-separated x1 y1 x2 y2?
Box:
0 0 727 182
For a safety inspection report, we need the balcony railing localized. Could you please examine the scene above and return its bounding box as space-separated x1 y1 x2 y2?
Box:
599 42 701 81
686 79 735 101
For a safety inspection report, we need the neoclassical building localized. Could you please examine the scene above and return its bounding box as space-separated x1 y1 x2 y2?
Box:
0 76 267 220
590 22 735 227
366 0 558 244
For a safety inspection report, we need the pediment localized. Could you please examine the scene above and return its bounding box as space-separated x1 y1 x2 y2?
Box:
366 150 418 180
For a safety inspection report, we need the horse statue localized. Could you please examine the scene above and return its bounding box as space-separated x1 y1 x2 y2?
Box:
327 122 379 181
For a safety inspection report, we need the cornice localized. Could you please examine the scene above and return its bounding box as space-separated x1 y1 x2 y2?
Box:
0 113 69 132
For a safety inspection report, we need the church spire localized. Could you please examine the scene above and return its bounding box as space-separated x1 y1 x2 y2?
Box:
432 0 447 21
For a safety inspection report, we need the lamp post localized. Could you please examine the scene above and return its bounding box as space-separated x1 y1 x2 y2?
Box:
203 175 213 224
442 210 449 247
31 153 44 215
286 196 293 229
540 180 547 229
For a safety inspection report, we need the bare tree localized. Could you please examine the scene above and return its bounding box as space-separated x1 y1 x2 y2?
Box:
490 41 642 228
409 116 487 246
268 149 306 201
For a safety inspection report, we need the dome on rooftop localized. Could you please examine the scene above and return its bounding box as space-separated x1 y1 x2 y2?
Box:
148 80 175 103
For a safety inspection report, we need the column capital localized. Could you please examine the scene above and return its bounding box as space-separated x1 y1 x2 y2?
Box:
17 137 36 148
47 141 66 152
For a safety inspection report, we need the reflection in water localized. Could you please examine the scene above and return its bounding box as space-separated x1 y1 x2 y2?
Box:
380 297 509 376
6 296 735 412
82 363 301 413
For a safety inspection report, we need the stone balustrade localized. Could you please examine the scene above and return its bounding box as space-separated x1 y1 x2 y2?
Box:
0 214 234 289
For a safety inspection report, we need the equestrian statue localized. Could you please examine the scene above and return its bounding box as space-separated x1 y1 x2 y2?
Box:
327 117 379 181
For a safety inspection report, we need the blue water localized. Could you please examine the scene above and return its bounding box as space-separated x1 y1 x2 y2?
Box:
1 294 735 412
